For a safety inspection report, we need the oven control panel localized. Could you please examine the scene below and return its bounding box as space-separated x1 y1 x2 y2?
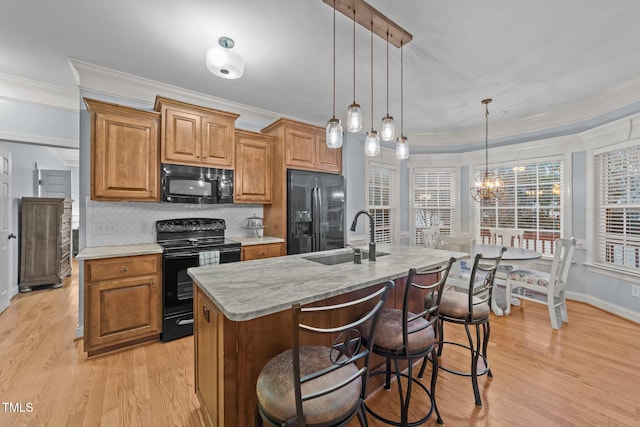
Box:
156 218 226 233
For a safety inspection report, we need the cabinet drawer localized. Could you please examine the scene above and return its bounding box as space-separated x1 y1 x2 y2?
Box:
241 243 283 261
61 215 71 229
86 254 160 282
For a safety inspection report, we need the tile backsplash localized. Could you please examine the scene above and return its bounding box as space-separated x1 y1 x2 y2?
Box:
86 199 264 247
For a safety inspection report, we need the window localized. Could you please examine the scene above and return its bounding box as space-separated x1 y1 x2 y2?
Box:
594 145 640 272
475 160 562 256
368 164 396 244
412 169 456 245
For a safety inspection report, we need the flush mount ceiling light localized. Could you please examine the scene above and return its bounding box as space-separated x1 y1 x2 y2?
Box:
470 99 505 202
326 0 343 149
395 41 409 160
206 36 244 80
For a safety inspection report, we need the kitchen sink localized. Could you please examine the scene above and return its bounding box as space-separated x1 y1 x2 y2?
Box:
303 250 389 265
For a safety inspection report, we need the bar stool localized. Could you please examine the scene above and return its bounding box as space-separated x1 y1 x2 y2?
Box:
434 249 505 407
256 281 393 427
360 259 455 426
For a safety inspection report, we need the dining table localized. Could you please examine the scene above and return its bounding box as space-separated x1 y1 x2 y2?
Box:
473 244 542 315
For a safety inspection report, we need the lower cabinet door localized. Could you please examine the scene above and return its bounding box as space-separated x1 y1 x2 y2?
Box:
85 274 161 355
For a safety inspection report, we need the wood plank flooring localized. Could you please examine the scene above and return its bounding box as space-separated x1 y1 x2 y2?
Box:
0 262 639 426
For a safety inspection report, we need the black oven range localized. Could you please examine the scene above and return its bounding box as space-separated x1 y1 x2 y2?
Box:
156 218 241 341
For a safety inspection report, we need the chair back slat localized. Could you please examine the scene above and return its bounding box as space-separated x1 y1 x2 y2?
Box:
290 281 394 420
402 258 456 355
549 238 576 296
489 228 524 248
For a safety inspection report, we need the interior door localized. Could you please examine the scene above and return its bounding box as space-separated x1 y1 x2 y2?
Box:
0 149 13 314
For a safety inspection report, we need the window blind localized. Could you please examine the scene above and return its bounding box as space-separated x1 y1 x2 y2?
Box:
595 145 640 271
368 165 395 244
475 160 562 255
412 169 456 245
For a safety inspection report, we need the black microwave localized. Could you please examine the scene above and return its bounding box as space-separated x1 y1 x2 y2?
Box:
161 163 234 204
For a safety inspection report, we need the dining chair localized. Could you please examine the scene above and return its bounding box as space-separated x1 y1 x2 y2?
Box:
360 259 455 426
505 238 576 329
434 249 505 407
488 228 524 280
255 281 393 427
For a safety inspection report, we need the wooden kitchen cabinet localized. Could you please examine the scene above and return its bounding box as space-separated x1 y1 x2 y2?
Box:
261 118 342 242
19 197 72 292
154 96 239 168
263 119 342 173
234 129 273 203
83 254 162 357
85 98 161 201
241 242 285 261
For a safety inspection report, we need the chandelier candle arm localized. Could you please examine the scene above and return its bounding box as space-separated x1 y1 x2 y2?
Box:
326 0 343 148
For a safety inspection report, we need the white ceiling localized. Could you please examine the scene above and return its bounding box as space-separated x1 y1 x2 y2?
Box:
2 0 640 153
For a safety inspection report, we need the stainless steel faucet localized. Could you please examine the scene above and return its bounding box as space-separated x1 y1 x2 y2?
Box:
350 210 376 262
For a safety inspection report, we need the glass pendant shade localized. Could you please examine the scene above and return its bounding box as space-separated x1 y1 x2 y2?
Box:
380 115 395 141
326 118 343 149
347 103 362 132
364 130 380 156
395 135 409 159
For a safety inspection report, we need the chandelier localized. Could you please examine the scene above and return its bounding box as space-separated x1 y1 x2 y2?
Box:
470 99 505 202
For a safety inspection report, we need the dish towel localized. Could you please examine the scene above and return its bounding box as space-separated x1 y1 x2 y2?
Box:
199 250 220 266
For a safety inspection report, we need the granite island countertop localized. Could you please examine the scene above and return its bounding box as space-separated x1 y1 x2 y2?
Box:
188 244 467 322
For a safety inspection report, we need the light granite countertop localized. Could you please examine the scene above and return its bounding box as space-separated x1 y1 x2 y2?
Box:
227 236 285 246
188 244 468 322
76 243 163 260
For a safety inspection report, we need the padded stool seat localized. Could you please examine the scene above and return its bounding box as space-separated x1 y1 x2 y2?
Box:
439 291 490 320
361 308 435 353
257 346 361 426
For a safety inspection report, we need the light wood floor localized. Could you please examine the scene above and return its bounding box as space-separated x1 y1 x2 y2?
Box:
1 263 639 427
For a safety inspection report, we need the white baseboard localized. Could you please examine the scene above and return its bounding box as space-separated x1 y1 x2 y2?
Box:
566 291 640 324
75 326 84 339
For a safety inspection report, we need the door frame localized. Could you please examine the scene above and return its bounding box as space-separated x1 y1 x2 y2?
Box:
0 148 13 313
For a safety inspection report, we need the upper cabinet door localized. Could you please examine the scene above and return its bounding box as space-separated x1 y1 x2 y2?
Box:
155 97 239 169
162 108 201 165
86 98 160 202
235 130 273 204
314 129 342 173
201 114 235 168
285 127 316 170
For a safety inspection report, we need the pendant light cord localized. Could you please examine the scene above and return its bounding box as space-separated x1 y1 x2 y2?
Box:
370 20 374 131
386 31 390 115
332 0 336 119
352 9 356 104
485 101 489 174
400 42 403 137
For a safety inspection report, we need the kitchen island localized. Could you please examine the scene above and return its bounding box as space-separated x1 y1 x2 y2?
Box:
188 244 467 427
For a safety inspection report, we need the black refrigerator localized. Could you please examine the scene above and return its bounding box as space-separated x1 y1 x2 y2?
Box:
287 169 345 255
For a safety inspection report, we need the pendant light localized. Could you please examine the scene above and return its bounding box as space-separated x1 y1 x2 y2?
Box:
364 20 380 156
395 41 409 160
346 8 362 133
470 99 505 201
380 31 395 141
326 0 343 149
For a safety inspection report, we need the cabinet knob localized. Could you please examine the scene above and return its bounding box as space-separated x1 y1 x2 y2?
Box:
203 306 210 323
123 266 129 272
150 280 156 285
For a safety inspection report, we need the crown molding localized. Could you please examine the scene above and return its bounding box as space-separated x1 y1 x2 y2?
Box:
410 74 640 148
69 59 284 132
0 72 78 111
0 131 78 149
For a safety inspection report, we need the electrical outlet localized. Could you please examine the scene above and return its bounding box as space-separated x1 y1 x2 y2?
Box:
632 285 640 298
94 222 118 235
141 222 149 233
